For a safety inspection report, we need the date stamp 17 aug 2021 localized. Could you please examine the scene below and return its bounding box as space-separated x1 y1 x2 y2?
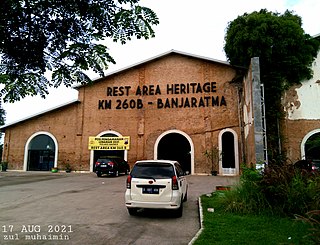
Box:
1 224 73 241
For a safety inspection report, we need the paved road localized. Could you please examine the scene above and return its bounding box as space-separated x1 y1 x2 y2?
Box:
0 171 239 245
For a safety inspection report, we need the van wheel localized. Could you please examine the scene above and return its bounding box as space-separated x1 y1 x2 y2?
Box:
183 191 188 202
128 208 138 215
174 201 183 218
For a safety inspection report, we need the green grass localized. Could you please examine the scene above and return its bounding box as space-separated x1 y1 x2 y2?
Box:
193 192 314 245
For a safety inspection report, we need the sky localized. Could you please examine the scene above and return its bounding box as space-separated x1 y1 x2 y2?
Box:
3 0 320 124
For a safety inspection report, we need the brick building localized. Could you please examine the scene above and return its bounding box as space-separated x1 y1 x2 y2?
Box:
4 48 318 175
282 41 320 163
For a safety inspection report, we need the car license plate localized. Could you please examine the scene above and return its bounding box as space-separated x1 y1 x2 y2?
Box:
142 187 159 194
100 165 107 168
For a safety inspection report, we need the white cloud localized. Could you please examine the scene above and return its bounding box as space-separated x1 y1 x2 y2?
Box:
290 0 320 35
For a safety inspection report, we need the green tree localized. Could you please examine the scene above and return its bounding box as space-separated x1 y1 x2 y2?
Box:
0 0 159 102
224 9 320 163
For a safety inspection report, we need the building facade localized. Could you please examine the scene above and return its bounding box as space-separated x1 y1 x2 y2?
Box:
4 47 319 175
2 51 258 175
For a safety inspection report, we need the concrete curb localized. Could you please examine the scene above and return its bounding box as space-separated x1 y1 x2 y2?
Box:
188 197 204 245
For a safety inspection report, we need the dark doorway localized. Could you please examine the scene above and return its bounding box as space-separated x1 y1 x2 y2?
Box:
27 134 55 171
157 133 191 173
221 132 235 168
93 133 125 171
305 132 320 160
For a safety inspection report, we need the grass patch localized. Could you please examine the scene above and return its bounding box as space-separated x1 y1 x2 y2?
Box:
193 192 314 245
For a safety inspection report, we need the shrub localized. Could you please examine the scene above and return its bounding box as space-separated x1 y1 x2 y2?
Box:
261 164 320 216
221 166 271 214
220 163 320 217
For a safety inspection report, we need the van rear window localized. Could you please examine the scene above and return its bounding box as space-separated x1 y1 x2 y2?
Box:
131 163 174 179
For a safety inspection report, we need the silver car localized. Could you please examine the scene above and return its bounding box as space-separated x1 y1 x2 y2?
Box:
125 160 188 217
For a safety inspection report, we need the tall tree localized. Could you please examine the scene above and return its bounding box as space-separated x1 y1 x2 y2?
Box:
224 9 320 163
0 0 159 102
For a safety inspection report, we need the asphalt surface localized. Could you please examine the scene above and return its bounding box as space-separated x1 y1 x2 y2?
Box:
0 171 239 245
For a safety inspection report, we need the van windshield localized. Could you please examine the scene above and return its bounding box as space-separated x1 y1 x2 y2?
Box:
131 162 174 179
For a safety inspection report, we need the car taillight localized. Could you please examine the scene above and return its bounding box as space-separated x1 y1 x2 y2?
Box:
95 162 100 167
126 175 132 189
108 161 115 166
172 175 179 190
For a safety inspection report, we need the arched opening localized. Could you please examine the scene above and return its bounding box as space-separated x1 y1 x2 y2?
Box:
218 128 239 175
26 134 56 171
156 132 192 173
90 130 127 172
301 129 320 160
304 132 320 161
93 133 124 171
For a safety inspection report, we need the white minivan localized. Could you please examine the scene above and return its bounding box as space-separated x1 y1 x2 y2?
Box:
125 160 188 217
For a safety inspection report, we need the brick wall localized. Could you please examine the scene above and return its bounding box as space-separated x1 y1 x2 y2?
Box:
2 53 244 174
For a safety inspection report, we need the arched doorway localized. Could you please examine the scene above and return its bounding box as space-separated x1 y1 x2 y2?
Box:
219 129 239 175
155 130 193 174
90 130 127 172
302 130 320 161
24 132 58 171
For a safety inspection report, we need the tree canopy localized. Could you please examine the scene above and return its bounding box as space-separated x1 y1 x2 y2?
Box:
0 0 159 102
224 9 320 162
224 9 319 88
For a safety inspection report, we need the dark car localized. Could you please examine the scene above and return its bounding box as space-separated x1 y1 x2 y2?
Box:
311 160 320 172
95 156 130 177
294 159 320 173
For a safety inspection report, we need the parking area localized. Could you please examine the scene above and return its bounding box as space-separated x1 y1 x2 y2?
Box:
0 171 239 245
